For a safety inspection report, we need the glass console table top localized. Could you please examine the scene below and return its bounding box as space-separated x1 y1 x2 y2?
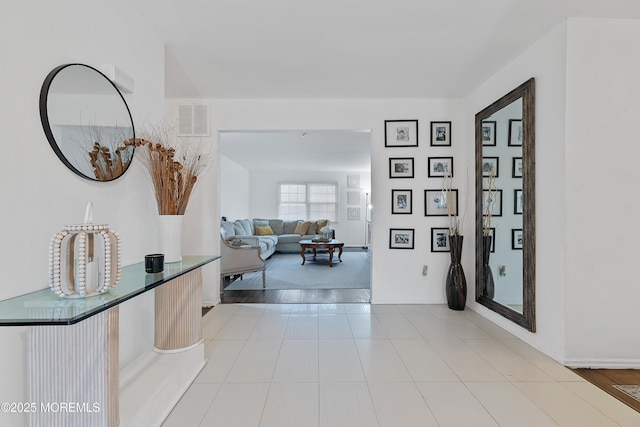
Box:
0 255 219 326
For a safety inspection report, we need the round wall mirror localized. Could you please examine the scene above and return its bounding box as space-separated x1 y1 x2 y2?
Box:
40 63 135 181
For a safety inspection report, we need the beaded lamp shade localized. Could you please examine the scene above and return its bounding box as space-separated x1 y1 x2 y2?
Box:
48 203 121 298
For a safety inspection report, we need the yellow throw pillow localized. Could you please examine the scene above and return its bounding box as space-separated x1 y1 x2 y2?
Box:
293 221 311 235
255 225 275 235
316 220 329 230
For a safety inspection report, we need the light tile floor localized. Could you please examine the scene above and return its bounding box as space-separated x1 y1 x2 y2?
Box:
162 304 640 426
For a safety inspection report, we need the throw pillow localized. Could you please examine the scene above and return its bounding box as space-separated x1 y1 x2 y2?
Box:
255 225 275 235
293 221 311 235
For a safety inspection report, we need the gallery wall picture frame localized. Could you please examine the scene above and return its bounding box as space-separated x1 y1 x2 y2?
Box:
427 157 454 178
512 228 523 250
385 120 418 147
430 121 452 146
391 189 412 214
486 227 496 253
508 119 523 146
482 188 503 217
512 157 523 178
482 120 497 146
389 228 415 249
431 227 451 252
424 189 458 216
389 157 414 178
514 189 523 215
482 157 499 178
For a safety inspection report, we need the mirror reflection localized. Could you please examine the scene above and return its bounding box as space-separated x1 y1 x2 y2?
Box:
481 97 523 312
40 64 135 181
475 78 535 332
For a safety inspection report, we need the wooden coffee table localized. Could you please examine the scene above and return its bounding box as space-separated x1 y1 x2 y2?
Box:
299 239 344 267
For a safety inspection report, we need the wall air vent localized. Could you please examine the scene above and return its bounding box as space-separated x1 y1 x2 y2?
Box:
178 104 210 136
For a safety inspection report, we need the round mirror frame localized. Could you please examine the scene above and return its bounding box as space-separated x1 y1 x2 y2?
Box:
39 63 135 182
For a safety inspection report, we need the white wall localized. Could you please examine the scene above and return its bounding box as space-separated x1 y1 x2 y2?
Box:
0 1 165 423
220 155 251 220
165 98 467 304
246 169 371 246
466 22 569 362
564 18 640 367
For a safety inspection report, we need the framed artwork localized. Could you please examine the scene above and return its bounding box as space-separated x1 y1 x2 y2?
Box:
385 120 418 147
430 121 451 146
482 120 496 146
424 189 458 216
514 189 523 215
389 157 414 178
347 191 360 205
486 227 496 253
508 119 523 146
389 228 415 249
431 227 450 252
482 157 499 178
512 228 523 250
347 174 360 189
482 189 503 217
391 189 412 214
512 157 523 178
427 157 453 178
347 207 361 221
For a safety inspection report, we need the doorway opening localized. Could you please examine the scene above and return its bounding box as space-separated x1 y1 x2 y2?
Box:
219 129 372 304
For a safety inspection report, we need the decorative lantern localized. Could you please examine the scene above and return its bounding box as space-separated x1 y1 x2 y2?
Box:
48 203 121 298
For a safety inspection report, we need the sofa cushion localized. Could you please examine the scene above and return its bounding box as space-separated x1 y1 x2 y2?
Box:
278 233 303 244
238 219 254 235
294 221 311 235
256 225 275 235
221 221 236 240
268 219 284 235
283 220 299 234
253 219 269 229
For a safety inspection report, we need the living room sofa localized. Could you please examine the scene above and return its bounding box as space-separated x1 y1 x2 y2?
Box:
220 217 331 258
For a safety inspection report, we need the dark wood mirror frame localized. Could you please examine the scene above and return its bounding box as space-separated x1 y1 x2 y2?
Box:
475 78 536 332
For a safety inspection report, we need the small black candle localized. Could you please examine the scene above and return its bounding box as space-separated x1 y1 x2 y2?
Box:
145 254 164 273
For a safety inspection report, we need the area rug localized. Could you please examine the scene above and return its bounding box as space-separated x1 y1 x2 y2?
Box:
225 251 371 290
613 385 640 402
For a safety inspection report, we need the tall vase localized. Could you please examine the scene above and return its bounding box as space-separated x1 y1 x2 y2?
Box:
446 235 467 310
158 215 184 263
482 235 495 299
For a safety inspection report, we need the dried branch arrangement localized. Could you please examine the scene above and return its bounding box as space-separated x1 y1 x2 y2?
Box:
88 140 135 180
135 125 210 215
85 125 135 180
443 170 467 236
483 167 497 236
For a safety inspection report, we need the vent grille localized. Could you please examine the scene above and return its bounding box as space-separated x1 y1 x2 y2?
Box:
178 104 210 136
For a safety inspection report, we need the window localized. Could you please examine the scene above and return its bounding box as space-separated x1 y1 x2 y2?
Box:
278 182 337 221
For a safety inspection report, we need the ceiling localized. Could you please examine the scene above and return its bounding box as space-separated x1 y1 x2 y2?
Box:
219 130 371 172
128 0 640 99
126 0 640 172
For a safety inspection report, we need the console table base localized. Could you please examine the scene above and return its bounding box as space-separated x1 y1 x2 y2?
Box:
28 308 119 427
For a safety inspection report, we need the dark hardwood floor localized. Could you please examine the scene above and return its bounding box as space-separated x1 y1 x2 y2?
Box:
573 368 640 413
220 288 371 304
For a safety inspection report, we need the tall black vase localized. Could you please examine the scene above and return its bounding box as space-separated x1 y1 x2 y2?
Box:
482 235 495 299
446 235 467 310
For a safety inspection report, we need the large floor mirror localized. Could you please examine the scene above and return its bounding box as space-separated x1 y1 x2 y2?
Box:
475 78 535 332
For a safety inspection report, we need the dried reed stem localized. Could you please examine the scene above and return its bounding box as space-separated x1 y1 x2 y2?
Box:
483 167 497 235
134 125 210 215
